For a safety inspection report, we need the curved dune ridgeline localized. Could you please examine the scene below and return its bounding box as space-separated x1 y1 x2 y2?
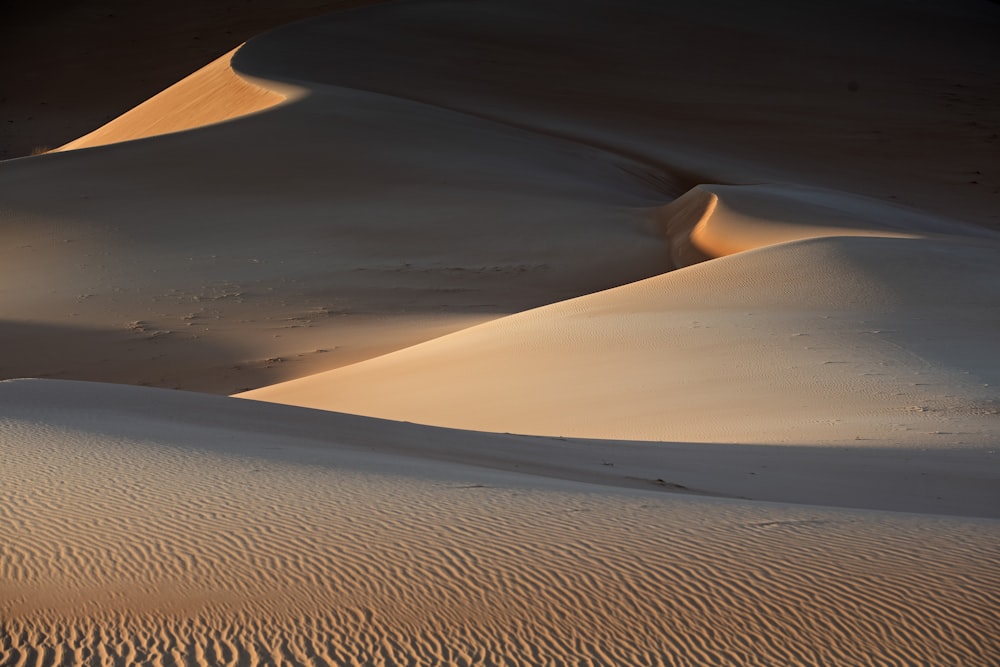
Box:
2 0 999 665
55 47 296 152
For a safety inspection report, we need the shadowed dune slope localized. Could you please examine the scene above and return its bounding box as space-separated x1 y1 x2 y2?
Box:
233 0 1000 230
0 1 999 664
658 183 1000 266
2 380 999 666
0 82 673 392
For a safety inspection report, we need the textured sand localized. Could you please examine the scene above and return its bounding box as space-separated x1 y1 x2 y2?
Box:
3 381 999 666
2 0 999 665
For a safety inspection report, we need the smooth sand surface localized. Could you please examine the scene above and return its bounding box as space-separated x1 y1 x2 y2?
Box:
2 0 999 664
241 233 1000 444
0 80 670 393
55 47 291 152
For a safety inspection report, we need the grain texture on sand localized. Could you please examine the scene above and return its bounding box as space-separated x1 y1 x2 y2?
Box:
2 381 999 666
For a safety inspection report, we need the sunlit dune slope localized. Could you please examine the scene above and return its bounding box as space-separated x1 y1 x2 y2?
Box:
0 82 672 393
659 183 998 266
0 0 385 159
241 232 1000 444
2 380 998 666
0 0 999 664
55 47 293 152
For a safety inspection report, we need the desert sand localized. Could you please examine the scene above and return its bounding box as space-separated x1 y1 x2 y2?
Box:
1 0 999 665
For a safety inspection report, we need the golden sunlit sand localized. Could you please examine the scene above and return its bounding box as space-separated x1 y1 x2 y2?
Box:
1 0 998 664
54 47 291 152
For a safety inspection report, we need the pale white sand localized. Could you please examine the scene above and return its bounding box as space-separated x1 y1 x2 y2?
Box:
1 0 999 664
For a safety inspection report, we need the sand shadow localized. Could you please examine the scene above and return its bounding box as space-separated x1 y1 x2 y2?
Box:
0 319 277 394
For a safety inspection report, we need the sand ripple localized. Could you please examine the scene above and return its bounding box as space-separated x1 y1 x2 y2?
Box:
2 398 998 666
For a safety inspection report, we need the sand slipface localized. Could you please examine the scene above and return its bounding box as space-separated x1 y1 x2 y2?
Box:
54 47 293 152
2 0 1000 665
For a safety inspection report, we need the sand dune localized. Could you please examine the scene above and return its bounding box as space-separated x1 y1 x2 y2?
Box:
0 0 381 159
243 177 1000 444
2 0 999 664
3 380 999 666
0 79 671 393
235 0 1000 229
659 183 998 266
55 47 293 152
2 0 998 393
241 231 1000 444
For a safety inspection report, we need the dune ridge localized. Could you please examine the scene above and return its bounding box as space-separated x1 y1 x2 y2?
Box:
55 47 296 152
2 0 999 664
656 183 1000 267
240 233 1000 445
0 80 671 393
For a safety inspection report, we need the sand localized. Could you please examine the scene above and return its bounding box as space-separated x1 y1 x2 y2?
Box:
1 0 999 664
0 0 382 159
3 380 999 666
54 47 291 152
242 208 1000 445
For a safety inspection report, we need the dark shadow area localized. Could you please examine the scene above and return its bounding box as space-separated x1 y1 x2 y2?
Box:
0 319 295 394
4 378 996 519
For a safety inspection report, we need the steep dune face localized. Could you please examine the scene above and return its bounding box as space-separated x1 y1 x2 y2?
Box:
0 0 383 159
55 48 294 152
2 381 998 666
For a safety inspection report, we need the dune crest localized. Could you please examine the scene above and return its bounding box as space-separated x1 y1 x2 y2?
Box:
659 183 998 267
2 1 999 664
55 47 297 152
240 232 1000 445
